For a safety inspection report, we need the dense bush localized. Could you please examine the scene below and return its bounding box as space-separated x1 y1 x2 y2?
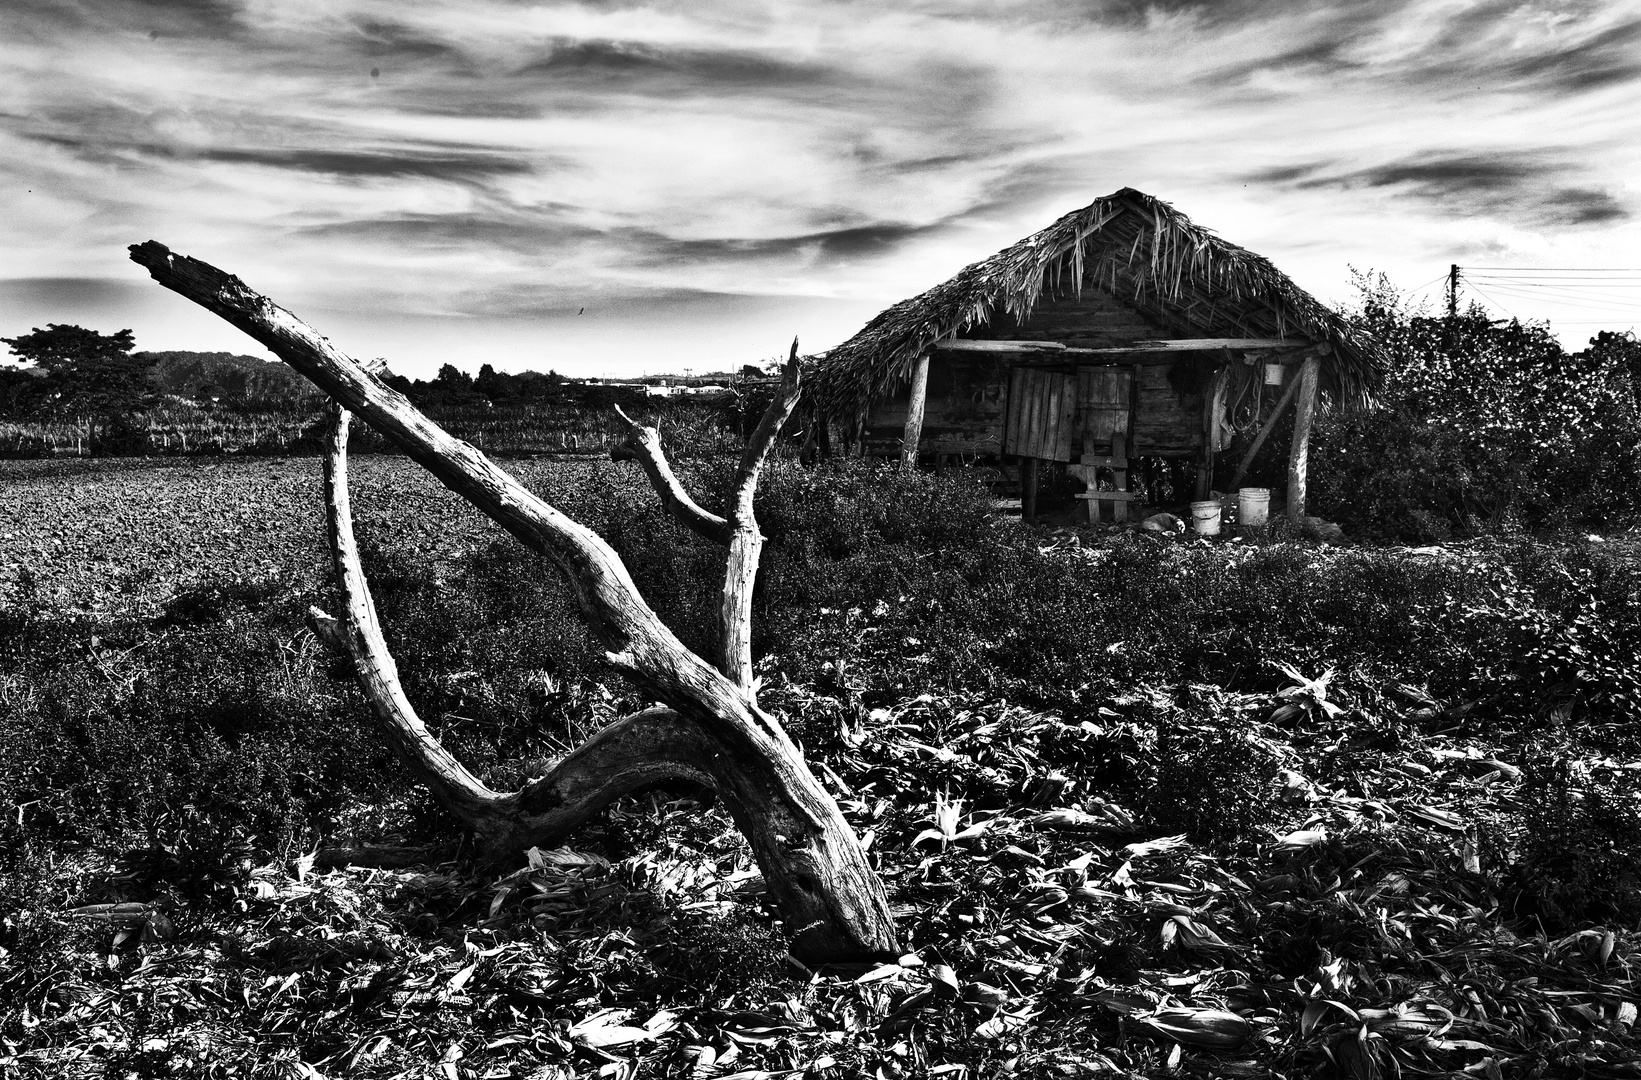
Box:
1311 276 1641 539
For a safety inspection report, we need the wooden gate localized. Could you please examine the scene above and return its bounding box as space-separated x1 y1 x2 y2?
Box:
1004 368 1075 462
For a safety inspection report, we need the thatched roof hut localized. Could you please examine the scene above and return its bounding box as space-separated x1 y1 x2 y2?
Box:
808 187 1382 524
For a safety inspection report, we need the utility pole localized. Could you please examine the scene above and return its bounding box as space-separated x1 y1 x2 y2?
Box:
1446 264 1460 322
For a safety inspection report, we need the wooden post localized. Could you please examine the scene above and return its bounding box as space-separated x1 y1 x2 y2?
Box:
900 352 931 470
1198 363 1229 499
1022 457 1039 521
1286 353 1322 522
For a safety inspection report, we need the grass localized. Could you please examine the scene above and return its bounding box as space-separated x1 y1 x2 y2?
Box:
2 455 1640 1079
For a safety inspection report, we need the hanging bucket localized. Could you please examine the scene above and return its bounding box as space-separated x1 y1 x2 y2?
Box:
1238 487 1271 527
1190 500 1222 536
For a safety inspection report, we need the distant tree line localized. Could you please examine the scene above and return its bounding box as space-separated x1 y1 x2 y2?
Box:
0 323 743 457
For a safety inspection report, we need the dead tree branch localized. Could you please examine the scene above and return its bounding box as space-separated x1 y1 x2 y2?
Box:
721 340 802 688
130 242 897 963
612 405 731 545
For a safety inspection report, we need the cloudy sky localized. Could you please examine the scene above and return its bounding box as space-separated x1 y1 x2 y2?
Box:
3 0 1640 378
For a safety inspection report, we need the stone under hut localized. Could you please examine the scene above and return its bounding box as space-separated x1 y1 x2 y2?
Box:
807 187 1383 524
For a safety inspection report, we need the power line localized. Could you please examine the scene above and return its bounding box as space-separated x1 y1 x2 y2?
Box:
1466 283 1641 313
1463 266 1641 272
1448 264 1641 330
1462 281 1518 320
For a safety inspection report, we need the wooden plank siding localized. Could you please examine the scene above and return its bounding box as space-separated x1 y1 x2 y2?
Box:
1132 365 1203 456
859 354 1008 457
1004 368 1075 461
859 289 1204 459
1077 367 1131 452
977 291 1162 345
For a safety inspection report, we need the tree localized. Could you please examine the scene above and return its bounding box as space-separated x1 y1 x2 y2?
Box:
1 323 152 445
2 323 136 371
127 241 899 964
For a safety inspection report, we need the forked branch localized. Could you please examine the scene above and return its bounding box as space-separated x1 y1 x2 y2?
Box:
614 343 803 689
133 242 897 962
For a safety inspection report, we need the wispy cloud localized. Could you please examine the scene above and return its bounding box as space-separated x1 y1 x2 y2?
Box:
2 0 1639 373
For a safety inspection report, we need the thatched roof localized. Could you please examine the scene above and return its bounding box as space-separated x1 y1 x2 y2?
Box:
809 187 1381 422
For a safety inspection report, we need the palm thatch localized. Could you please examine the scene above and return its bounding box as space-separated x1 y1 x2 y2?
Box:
810 187 1381 424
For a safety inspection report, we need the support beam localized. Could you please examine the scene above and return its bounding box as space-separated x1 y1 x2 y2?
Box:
937 337 1315 355
1199 365 1230 500
1021 457 1040 521
1286 353 1322 522
900 351 932 470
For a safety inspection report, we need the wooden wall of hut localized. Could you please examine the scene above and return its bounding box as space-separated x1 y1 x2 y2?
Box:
860 353 1010 457
861 356 1205 460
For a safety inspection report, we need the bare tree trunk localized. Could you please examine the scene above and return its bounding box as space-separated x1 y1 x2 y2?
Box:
129 241 898 964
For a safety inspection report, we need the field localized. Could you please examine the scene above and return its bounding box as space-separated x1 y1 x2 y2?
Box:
0 455 612 616
3 455 1641 1080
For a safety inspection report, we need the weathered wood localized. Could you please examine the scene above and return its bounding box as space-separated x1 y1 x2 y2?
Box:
612 406 731 545
1228 365 1303 491
128 241 898 964
311 407 499 827
939 337 1314 354
1286 353 1322 522
862 354 1007 459
1133 365 1204 455
1004 368 1075 462
1077 366 1132 452
1199 365 1231 499
1072 433 1133 523
722 341 802 689
900 351 931 469
1021 457 1039 521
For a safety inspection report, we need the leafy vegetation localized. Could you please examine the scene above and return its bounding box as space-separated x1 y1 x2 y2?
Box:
1312 276 1641 539
3 457 1639 1078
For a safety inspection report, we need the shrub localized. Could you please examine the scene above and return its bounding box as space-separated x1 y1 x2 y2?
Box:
1312 276 1641 539
1508 745 1641 933
1147 714 1283 851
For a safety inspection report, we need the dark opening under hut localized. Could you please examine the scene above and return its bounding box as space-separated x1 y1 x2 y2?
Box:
807 187 1383 524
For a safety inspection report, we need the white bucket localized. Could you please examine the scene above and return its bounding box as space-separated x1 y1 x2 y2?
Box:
1238 487 1271 527
1190 500 1222 536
